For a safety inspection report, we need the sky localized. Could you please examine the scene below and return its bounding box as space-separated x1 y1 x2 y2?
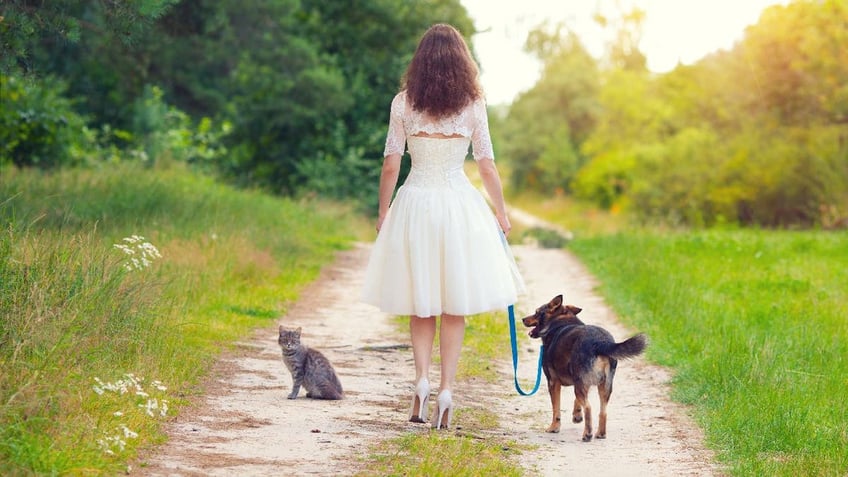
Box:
460 0 788 105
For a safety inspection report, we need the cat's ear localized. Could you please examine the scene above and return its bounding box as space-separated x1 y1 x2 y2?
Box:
279 325 284 333
295 327 302 335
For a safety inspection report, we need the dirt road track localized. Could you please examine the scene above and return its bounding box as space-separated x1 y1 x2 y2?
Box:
139 242 721 476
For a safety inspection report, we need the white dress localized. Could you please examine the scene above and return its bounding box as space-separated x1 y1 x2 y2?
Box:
361 92 525 317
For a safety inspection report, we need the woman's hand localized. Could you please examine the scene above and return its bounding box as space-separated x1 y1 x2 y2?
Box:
376 214 386 232
496 212 512 237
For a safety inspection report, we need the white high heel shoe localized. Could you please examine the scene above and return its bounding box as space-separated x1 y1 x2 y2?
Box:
431 389 454 429
409 378 430 423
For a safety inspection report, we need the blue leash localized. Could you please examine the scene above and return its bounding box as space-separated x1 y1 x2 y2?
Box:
498 226 543 395
507 304 544 395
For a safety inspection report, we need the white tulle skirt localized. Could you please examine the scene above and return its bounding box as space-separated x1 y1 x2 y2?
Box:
361 176 525 317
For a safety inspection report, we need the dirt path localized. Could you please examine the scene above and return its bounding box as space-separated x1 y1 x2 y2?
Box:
139 241 721 476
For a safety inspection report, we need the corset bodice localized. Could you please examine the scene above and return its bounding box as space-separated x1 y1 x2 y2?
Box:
403 137 472 189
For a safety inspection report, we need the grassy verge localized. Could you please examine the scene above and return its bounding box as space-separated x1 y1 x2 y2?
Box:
570 230 847 476
510 192 847 477
506 189 627 238
0 164 357 475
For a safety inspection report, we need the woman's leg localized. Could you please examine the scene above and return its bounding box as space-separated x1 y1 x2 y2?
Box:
438 314 466 392
409 315 436 382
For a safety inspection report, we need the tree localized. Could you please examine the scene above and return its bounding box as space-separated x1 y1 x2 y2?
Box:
593 6 647 72
737 0 848 126
1 0 477 208
500 26 599 192
0 0 177 74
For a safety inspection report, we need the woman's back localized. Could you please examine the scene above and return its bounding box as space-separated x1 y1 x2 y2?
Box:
384 92 494 163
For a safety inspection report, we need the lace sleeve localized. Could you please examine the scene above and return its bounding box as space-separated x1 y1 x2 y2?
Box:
471 98 495 161
383 93 406 157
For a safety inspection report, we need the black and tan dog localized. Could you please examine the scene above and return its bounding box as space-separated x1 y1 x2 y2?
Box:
522 294 647 441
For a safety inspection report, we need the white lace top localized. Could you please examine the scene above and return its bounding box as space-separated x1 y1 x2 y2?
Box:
383 91 495 161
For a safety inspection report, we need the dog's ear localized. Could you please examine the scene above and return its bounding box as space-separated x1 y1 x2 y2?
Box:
550 295 563 307
566 305 582 315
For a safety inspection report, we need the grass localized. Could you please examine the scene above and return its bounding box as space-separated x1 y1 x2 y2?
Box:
0 163 357 475
359 432 524 477
9 159 842 475
570 230 848 477
510 191 848 477
506 189 628 238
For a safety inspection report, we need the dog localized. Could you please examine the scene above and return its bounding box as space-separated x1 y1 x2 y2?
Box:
522 294 648 441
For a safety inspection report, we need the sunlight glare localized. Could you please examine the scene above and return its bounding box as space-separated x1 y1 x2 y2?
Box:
461 0 788 105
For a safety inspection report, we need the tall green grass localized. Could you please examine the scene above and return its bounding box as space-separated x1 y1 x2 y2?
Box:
569 230 848 477
0 164 356 475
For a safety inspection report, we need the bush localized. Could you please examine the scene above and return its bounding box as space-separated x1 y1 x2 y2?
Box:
0 74 94 168
130 85 230 169
619 126 848 228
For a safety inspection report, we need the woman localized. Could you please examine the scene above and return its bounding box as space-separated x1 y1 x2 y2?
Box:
361 24 525 429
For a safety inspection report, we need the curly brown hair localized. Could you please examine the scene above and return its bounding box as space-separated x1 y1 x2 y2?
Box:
402 23 482 118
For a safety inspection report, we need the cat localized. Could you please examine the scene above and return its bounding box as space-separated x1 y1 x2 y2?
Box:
277 325 343 400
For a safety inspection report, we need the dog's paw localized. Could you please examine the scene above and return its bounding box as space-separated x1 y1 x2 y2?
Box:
545 425 561 433
572 414 583 424
594 433 606 439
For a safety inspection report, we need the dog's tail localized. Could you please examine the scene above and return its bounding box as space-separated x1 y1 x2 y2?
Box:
608 333 648 360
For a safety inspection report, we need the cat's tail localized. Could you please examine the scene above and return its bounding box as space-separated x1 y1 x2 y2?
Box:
317 377 344 400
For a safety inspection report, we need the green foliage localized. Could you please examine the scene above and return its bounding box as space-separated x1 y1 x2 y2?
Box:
130 85 230 168
740 0 848 126
0 164 355 474
502 0 848 229
0 74 93 168
0 0 178 73
293 126 381 209
593 6 647 72
569 230 848 476
2 0 476 210
571 148 636 210
499 28 599 192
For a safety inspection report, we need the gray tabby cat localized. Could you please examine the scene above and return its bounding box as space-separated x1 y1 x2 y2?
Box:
277 325 343 400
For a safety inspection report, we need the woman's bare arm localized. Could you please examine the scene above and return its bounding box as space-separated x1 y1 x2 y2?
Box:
476 158 512 236
376 153 402 231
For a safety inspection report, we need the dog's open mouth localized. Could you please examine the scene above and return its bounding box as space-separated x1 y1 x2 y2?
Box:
523 316 542 339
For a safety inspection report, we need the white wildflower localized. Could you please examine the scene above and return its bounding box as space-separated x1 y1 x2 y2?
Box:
141 398 159 417
114 235 162 271
113 411 123 417
120 425 138 439
98 432 129 454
